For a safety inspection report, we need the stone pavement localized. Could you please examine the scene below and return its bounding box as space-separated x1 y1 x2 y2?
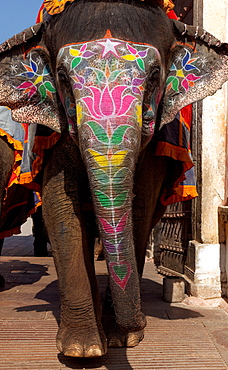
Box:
0 219 228 369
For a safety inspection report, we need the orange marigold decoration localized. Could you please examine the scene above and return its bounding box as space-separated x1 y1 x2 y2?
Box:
44 0 75 15
162 0 175 13
44 0 174 15
154 0 175 13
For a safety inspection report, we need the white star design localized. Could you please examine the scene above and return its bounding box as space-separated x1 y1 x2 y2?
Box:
121 74 131 83
94 59 103 66
97 39 121 58
131 66 140 76
169 98 176 106
10 64 18 73
119 46 126 53
199 56 207 68
88 136 96 145
175 54 183 64
36 56 43 65
91 44 100 51
148 59 155 66
63 56 70 66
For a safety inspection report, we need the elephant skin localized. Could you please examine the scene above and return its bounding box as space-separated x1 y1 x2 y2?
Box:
0 0 227 357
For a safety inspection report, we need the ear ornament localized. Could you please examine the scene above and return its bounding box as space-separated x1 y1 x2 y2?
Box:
181 24 187 36
200 30 207 40
194 26 199 38
14 35 19 46
30 26 37 36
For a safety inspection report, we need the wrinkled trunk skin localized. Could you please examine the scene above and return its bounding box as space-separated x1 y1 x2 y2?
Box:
79 116 145 331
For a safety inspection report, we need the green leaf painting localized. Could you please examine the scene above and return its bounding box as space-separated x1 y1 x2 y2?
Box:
113 168 129 184
86 121 109 144
71 57 82 70
109 70 125 82
92 169 110 184
38 84 46 100
44 81 56 92
111 125 131 145
95 190 112 208
113 191 128 207
136 58 145 71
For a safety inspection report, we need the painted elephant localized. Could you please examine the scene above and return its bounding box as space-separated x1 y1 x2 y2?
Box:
0 0 227 358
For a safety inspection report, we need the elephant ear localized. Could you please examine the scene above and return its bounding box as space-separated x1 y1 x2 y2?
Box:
160 19 228 127
0 23 61 133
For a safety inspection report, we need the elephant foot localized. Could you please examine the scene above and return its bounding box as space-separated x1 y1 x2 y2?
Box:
107 327 144 348
56 324 107 358
103 316 144 348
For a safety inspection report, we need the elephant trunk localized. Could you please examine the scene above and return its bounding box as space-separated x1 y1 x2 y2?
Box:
77 111 146 332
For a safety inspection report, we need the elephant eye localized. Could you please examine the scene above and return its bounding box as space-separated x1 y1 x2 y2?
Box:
146 67 161 91
57 69 69 85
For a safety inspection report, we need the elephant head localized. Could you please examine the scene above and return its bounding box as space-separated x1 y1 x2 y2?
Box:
0 1 227 335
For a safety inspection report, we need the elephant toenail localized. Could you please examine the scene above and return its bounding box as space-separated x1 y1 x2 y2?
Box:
85 345 103 357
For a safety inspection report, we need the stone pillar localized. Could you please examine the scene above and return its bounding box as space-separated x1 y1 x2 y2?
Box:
187 1 228 298
187 241 221 298
201 1 228 243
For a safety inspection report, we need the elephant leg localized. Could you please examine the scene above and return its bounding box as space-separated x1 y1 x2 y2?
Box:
32 206 49 257
133 153 184 277
42 140 107 358
133 151 168 277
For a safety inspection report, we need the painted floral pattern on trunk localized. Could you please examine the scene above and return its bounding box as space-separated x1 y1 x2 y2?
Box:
57 35 162 289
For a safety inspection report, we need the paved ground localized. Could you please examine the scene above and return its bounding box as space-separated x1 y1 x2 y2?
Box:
0 218 228 369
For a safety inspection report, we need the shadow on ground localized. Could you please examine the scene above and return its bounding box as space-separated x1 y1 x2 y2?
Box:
0 259 49 291
58 349 135 370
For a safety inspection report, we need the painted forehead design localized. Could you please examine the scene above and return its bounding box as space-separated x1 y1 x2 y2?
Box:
57 36 162 68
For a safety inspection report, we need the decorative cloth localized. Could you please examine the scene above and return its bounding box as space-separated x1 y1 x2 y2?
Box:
43 0 74 15
37 0 175 18
0 107 38 237
0 106 59 238
155 8 197 205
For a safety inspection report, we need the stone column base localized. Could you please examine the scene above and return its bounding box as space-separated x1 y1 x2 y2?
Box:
184 240 221 299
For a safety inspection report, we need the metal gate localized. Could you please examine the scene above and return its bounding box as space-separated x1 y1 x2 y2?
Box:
156 201 192 275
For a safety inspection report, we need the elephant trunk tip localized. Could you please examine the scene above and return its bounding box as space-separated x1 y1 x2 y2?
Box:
117 312 147 333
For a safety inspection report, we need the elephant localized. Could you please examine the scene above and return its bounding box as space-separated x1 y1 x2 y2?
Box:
0 0 227 358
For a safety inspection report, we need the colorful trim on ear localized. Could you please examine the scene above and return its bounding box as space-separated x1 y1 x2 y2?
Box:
36 3 45 22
